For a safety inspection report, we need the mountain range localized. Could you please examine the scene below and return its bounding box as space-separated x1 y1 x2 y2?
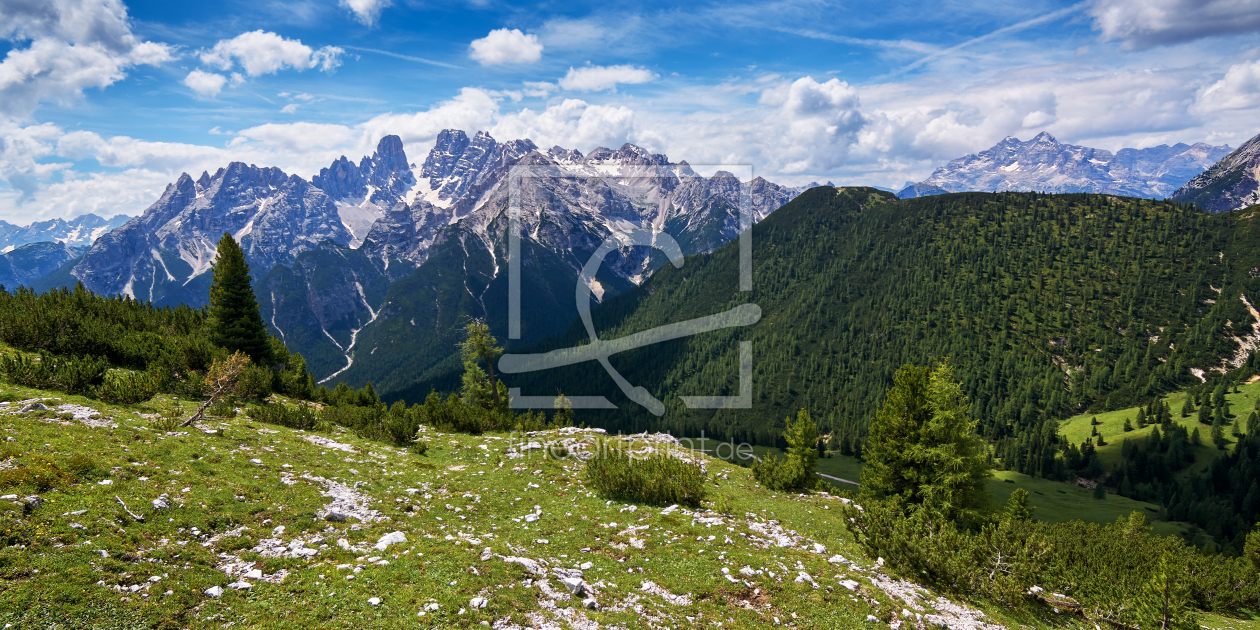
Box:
52 130 803 389
0 213 129 252
898 132 1232 199
9 126 1260 401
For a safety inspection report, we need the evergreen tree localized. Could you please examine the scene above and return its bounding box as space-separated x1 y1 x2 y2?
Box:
1198 400 1212 425
1246 523 1260 569
752 409 819 491
1181 397 1193 418
1124 418 1134 432
1093 483 1107 500
552 394 574 427
1191 427 1202 446
1136 408 1146 428
1211 417 1228 450
1002 488 1034 522
460 320 505 411
207 233 271 365
860 362 991 522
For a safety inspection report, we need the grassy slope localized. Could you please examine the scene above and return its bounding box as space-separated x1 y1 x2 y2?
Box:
698 445 1185 536
1058 379 1259 470
6 381 1254 629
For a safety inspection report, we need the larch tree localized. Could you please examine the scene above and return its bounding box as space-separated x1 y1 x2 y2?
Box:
207 233 271 365
860 362 991 523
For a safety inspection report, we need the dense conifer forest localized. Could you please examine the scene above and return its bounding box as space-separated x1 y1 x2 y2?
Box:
486 188 1260 475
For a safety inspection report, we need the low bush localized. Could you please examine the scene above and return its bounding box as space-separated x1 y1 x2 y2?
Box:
584 443 707 507
94 369 160 404
250 403 325 432
0 352 108 395
235 364 273 402
206 400 237 418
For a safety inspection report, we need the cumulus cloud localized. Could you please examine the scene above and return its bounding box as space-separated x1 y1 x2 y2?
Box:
492 99 636 151
558 65 656 92
758 77 865 172
340 0 391 26
468 28 543 65
183 70 227 98
200 31 343 77
1194 59 1260 112
0 0 173 118
359 87 500 149
1090 0 1260 49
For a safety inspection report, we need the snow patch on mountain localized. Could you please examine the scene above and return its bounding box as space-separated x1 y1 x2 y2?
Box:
900 132 1232 199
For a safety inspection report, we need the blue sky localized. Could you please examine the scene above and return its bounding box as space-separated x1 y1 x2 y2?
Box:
2 0 1259 222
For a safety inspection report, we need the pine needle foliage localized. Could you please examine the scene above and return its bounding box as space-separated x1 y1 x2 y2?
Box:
207 233 271 365
860 362 991 524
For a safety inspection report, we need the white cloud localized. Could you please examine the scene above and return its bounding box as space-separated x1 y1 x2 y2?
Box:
340 0 391 26
359 87 500 149
183 70 227 98
0 0 173 118
0 87 504 221
492 99 636 151
760 77 865 172
1194 59 1260 112
468 28 543 65
1090 0 1260 49
558 65 656 92
280 103 299 114
200 31 343 77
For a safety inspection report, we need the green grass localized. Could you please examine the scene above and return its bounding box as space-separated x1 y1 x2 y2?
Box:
1059 379 1260 471
1 374 1256 629
694 445 1185 534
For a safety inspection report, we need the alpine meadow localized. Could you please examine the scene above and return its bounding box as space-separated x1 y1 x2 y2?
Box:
3 1 1260 629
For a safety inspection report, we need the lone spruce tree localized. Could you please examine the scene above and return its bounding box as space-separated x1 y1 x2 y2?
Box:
860 362 991 522
208 233 271 365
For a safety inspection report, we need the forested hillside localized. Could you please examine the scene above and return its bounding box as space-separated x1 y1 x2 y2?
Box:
460 188 1260 463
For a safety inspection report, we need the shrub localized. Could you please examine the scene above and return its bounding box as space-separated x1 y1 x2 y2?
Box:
249 403 325 432
94 369 160 404
206 399 237 418
0 352 108 395
235 364 273 402
752 454 811 492
410 440 429 456
584 442 707 507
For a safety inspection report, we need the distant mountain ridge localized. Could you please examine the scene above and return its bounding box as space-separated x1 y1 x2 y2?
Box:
1172 131 1260 213
0 213 129 251
899 132 1231 199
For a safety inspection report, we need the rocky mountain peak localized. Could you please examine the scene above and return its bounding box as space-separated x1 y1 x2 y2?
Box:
899 133 1231 199
1172 131 1260 213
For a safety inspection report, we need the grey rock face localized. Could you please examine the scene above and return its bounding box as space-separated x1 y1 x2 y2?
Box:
71 162 351 305
903 132 1231 198
1172 131 1260 213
